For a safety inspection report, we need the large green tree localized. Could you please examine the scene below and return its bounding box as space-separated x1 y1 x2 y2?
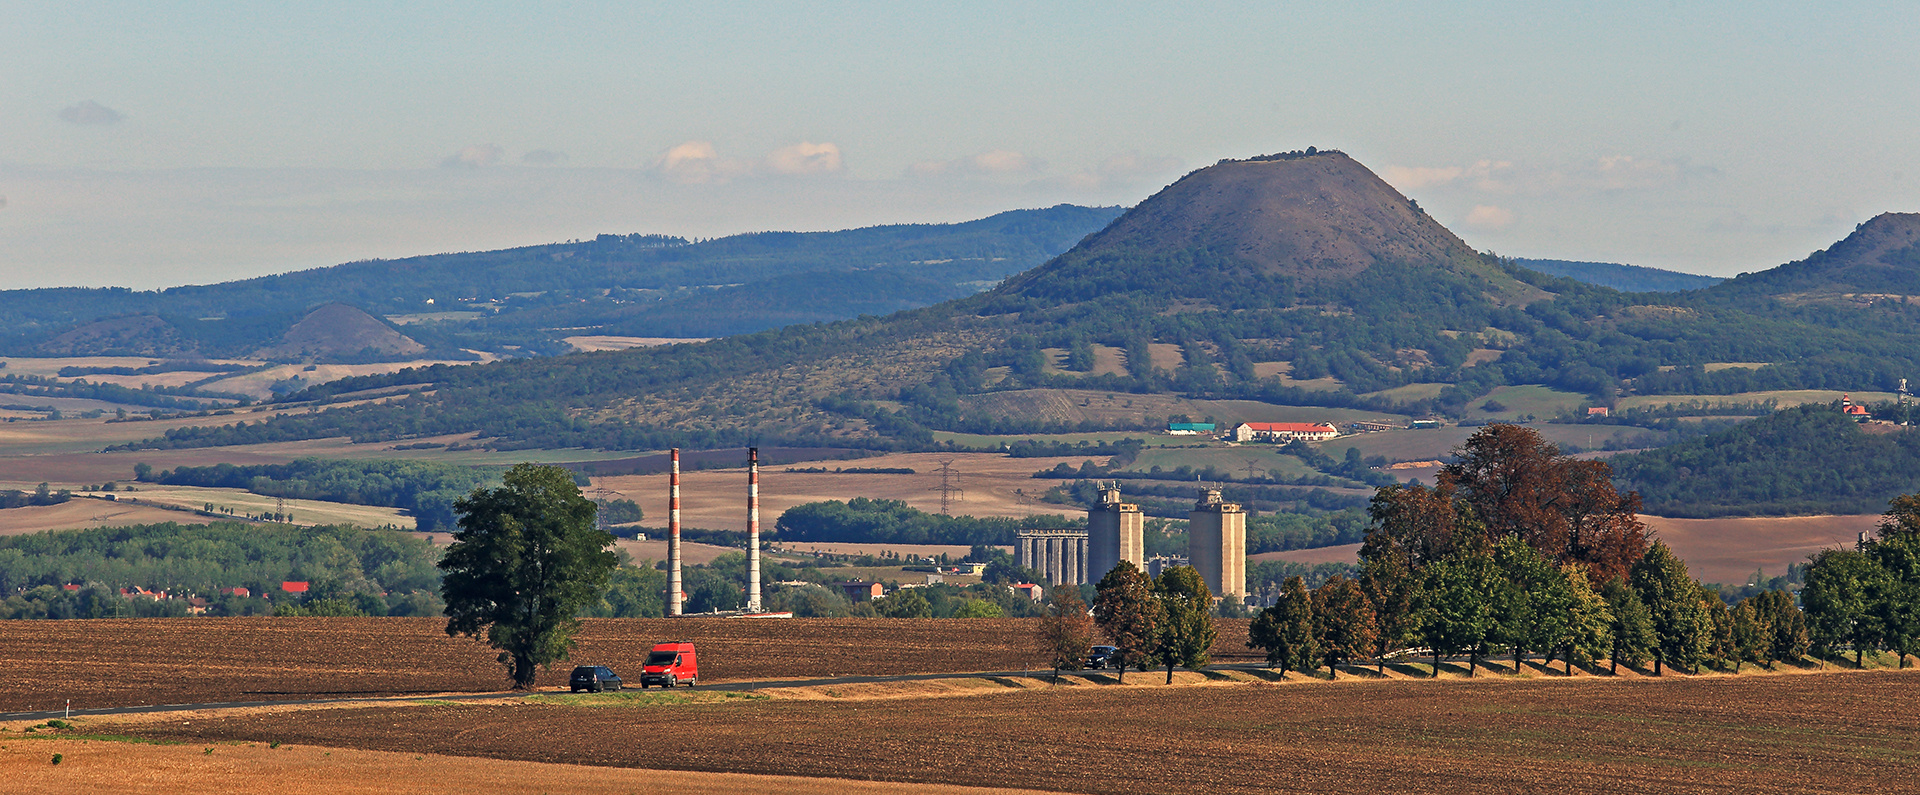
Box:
1038 589 1095 683
1557 563 1614 675
1249 575 1318 677
1630 541 1710 675
1092 561 1161 684
1803 547 1888 667
1152 566 1217 684
1419 540 1496 677
1868 495 1920 667
1603 577 1656 675
1312 575 1378 677
440 463 618 689
1360 531 1421 674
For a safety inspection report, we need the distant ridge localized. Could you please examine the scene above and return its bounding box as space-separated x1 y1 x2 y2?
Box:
1515 258 1723 293
1703 212 1920 301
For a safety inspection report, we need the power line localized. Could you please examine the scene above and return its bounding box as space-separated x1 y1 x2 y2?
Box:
930 459 965 515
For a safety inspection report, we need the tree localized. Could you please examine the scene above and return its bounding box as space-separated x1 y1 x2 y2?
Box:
1702 588 1735 672
1558 563 1614 675
875 587 933 618
1038 589 1095 683
440 463 618 689
1419 540 1496 677
1312 575 1377 677
1092 561 1161 684
951 598 1004 618
1802 547 1887 667
1731 596 1768 669
1631 541 1710 675
1488 536 1572 674
1249 576 1317 677
1152 566 1217 684
1757 588 1810 666
580 565 666 618
1361 532 1421 674
1867 495 1920 667
1438 424 1649 583
1602 577 1655 675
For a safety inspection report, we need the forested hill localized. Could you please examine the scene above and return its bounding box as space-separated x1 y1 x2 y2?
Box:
0 204 1122 357
1696 212 1920 302
1609 405 1920 517
1514 258 1723 293
112 150 1920 459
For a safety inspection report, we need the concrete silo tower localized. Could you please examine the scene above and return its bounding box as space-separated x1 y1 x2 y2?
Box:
1187 487 1245 600
1086 484 1144 582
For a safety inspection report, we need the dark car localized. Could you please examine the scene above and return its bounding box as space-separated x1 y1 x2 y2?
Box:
570 665 623 692
1087 645 1119 669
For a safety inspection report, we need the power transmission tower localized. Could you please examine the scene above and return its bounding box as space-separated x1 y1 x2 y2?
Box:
930 459 965 514
1241 458 1264 482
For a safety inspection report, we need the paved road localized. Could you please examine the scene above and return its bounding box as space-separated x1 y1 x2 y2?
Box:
0 663 1315 723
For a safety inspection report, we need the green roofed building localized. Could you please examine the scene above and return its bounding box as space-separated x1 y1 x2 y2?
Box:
1167 422 1216 436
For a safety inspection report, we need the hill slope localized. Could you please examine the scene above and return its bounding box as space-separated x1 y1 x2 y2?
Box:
114 151 1920 462
0 205 1122 357
1699 212 1920 301
1515 258 1723 292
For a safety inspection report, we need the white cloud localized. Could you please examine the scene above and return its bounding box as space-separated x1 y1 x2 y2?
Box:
521 149 568 165
1384 165 1465 190
1390 156 1712 197
652 140 750 184
763 141 843 176
58 100 123 125
441 144 504 169
1464 204 1517 230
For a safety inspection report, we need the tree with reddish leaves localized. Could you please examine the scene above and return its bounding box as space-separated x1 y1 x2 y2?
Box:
1437 424 1649 584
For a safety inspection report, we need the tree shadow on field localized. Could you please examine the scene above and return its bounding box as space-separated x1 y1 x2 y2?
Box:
1240 668 1293 682
1196 669 1236 682
1520 659 1582 677
1329 664 1387 680
1384 661 1431 678
1076 672 1121 685
984 677 1028 689
1429 661 1476 678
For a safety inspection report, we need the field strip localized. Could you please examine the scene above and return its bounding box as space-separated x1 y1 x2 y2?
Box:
0 737 1078 795
7 658 1902 724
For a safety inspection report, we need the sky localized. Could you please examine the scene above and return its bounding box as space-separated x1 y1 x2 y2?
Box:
4 1 1917 289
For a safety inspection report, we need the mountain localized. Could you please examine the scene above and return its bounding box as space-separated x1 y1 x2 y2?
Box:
1514 259 1723 293
0 205 1122 357
1699 212 1920 302
255 303 426 360
112 150 1920 460
996 150 1531 309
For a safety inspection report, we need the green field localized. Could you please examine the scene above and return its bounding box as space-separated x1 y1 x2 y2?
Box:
1462 385 1591 421
1321 423 1665 462
1619 389 1897 411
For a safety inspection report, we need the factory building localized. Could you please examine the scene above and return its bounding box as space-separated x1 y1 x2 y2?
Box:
1017 528 1090 586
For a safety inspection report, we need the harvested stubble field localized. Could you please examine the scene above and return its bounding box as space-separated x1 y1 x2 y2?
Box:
0 617 1260 712
92 670 1920 794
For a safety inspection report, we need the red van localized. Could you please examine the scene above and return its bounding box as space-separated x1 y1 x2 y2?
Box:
640 641 698 688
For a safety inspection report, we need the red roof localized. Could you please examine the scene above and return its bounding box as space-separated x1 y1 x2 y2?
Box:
281 581 309 593
1241 422 1338 433
1845 405 1869 415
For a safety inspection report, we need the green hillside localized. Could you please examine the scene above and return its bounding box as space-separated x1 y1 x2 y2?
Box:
107 150 1920 464
0 205 1122 359
1610 404 1920 517
1514 258 1722 292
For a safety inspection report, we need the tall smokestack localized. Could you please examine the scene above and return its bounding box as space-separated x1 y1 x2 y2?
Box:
748 447 762 613
669 448 682 617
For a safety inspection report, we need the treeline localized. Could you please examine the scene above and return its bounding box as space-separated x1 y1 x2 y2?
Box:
1610 404 1920 517
0 522 443 619
142 458 498 530
774 497 1078 545
1800 496 1920 666
0 483 71 509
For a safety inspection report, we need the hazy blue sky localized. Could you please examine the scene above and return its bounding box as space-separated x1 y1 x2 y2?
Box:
4 2 1916 289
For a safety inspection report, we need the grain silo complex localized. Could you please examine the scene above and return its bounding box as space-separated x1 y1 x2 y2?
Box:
1188 487 1246 600
1086 484 1144 583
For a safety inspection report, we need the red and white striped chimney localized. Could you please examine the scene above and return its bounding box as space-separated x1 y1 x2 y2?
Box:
748 447 762 613
668 447 682 617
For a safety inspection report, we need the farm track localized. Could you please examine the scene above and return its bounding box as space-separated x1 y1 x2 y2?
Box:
93 669 1920 794
0 617 1262 713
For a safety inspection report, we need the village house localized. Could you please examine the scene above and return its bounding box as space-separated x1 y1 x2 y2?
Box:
1232 421 1340 443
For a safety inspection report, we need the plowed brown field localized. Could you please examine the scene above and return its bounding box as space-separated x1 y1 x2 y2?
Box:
0 618 1260 712
98 670 1920 794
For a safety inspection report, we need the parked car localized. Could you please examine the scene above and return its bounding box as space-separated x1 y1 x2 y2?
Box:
570 665 623 692
1087 645 1119 669
640 641 698 688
